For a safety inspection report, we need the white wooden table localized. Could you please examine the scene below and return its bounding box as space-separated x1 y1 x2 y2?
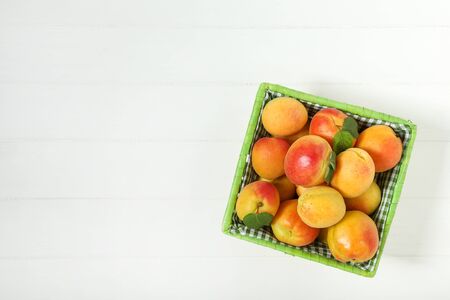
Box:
1 1 450 298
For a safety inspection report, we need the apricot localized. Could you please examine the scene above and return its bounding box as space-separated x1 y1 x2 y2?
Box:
271 175 297 201
296 185 307 197
345 181 381 215
284 135 333 187
318 227 329 244
297 186 346 228
327 211 379 263
296 183 327 197
355 125 403 172
235 181 280 221
271 199 319 246
309 108 349 145
260 176 296 201
252 137 290 180
262 97 308 137
331 148 375 198
283 122 310 144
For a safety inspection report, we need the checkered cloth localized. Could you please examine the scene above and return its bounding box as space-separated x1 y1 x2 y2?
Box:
229 90 412 272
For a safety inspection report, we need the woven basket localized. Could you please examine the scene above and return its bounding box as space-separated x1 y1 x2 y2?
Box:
222 83 416 277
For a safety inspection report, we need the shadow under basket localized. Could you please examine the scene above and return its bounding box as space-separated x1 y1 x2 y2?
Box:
222 83 417 277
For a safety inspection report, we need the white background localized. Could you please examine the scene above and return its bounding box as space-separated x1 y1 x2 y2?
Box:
1 0 450 299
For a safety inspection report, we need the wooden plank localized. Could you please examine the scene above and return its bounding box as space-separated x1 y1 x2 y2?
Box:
0 257 448 299
0 84 448 142
1 0 450 28
1 28 450 85
0 141 446 199
0 196 448 258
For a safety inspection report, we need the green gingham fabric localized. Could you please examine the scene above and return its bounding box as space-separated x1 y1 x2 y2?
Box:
229 89 412 272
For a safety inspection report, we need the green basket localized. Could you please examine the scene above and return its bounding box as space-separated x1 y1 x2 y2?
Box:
222 82 416 277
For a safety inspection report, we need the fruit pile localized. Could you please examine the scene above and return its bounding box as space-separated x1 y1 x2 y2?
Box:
235 97 403 263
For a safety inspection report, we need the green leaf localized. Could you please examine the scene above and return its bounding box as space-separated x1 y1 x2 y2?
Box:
256 212 273 226
329 151 336 170
243 214 259 229
342 117 359 138
324 151 336 184
333 130 355 155
243 212 273 229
